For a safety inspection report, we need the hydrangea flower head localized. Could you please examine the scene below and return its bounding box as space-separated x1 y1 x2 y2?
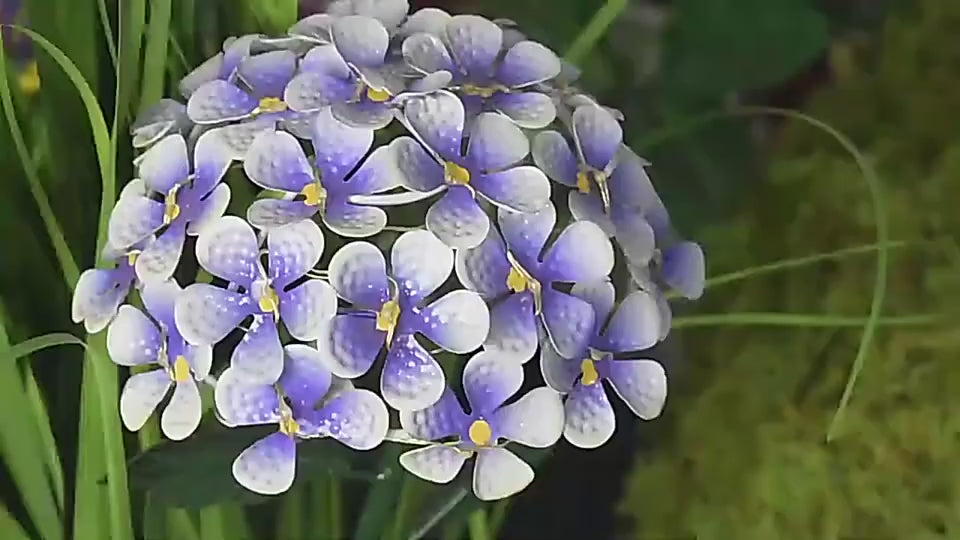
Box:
215 345 388 494
398 350 563 501
106 280 212 440
175 216 337 384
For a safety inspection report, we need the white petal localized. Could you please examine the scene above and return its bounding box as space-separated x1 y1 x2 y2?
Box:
187 183 232 236
135 227 186 283
599 289 661 353
418 290 490 354
195 216 260 285
107 305 161 366
107 194 164 250
570 280 616 328
232 432 297 495
280 279 338 341
607 359 667 420
483 293 537 363
188 345 213 380
391 229 453 300
214 366 282 426
563 382 615 449
314 389 389 450
494 387 563 448
161 379 203 440
399 445 467 484
327 241 389 309
120 370 172 432
538 338 579 393
267 218 326 286
174 283 252 346
462 349 523 414
472 447 533 501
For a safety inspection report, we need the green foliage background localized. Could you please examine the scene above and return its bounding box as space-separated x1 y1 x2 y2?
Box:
0 0 956 538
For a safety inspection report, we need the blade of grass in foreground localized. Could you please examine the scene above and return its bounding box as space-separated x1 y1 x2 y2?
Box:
139 0 170 110
0 503 30 540
0 312 63 540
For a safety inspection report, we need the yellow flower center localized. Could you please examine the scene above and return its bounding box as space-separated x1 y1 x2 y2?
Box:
505 252 542 315
126 251 140 266
279 413 299 437
365 86 392 103
577 168 612 212
468 419 492 446
376 298 401 345
258 97 287 114
172 355 191 383
576 171 591 194
18 61 40 96
258 286 280 317
460 84 501 98
300 181 327 208
580 358 599 386
443 161 471 185
163 187 181 224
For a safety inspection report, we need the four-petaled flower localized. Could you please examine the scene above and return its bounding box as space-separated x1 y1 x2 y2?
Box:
106 280 212 440
456 203 613 362
107 131 232 282
243 109 399 236
539 281 668 449
71 245 138 333
401 13 561 128
215 345 388 495
398 350 563 501
319 230 490 410
386 90 550 249
175 216 337 384
285 16 399 129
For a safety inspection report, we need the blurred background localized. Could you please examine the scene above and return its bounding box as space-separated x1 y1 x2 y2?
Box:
2 0 960 538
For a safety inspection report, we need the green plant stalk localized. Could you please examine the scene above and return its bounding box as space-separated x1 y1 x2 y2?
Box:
467 509 491 540
329 477 342 539
564 0 628 63
390 477 415 540
96 0 119 70
74 362 108 539
672 313 939 328
0 502 30 540
276 489 303 540
200 505 228 540
140 0 172 106
24 368 65 509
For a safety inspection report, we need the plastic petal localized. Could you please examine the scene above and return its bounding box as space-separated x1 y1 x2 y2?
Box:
496 41 561 87
267 219 325 287
246 198 317 230
532 130 577 187
174 284 251 346
161 379 203 441
187 80 257 124
461 349 522 415
473 166 551 213
311 108 374 183
484 293 538 363
380 335 445 411
491 91 556 130
327 241 389 309
454 227 511 300
279 279 338 341
541 221 613 283
312 389 388 450
106 305 162 366
466 112 529 173
138 134 190 194
444 15 502 78
399 388 468 441
391 229 453 300
331 15 389 68
425 186 489 250
493 387 563 447
231 317 284 385
572 104 622 171
232 432 296 495
244 130 315 193
119 369 171 431
472 447 533 501
540 289 595 360
562 382 615 449
607 359 667 420
599 289 661 353
317 314 384 378
403 90 464 160
399 445 468 484
195 216 260 285
214 366 281 426
417 290 490 354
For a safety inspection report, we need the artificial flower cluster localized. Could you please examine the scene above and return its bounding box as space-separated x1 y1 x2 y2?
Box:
70 0 704 501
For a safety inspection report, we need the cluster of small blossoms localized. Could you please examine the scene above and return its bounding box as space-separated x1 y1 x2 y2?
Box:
69 0 704 502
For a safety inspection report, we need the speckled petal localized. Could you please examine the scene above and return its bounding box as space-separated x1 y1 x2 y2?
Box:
331 100 394 130
496 203 555 266
403 90 464 160
472 447 532 501
211 118 277 160
538 338 579 393
609 148 664 221
279 280 337 341
391 229 453 300
611 211 656 268
71 267 133 334
139 278 180 331
493 387 563 447
238 50 297 99
484 293 537 363
178 52 223 99
563 381 615 449
161 379 202 441
120 369 171 432
107 194 164 250
401 32 455 75
572 104 622 171
321 200 386 238
327 0 410 30
461 349 522 415
192 130 234 198
187 345 213 380
327 241 389 309
267 219 325 286
301 44 352 79
284 72 352 113
279 344 333 412
215 366 282 426
311 389 388 449
246 198 317 230
331 15 389 68
399 388 468 440
195 216 259 285
221 34 259 79
231 317 284 385
496 41 561 87
288 14 335 43
135 224 186 283
131 99 188 148
570 280 616 328
444 15 502 78
400 445 467 484
392 136 444 192
311 108 374 183
598 289 660 353
454 227 510 300
417 290 489 354
174 283 251 346
491 92 556 130
607 359 667 420
426 186 489 250
380 335 445 411
541 221 613 283
107 305 162 366
466 112 529 173
532 130 577 187
661 241 705 300
317 314 384 378
343 143 403 196
244 131 314 193
569 191 614 236
232 432 296 495
541 289 595 360
280 111 317 139
473 166 550 213
138 134 190 194
187 80 257 124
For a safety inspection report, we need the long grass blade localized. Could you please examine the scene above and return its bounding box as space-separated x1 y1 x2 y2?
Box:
0 503 30 540
139 0 172 109
672 313 938 329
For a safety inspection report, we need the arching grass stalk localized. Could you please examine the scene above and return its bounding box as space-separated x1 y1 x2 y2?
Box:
564 0 628 64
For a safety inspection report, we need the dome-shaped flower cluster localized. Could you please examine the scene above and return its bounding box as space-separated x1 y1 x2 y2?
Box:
71 0 704 502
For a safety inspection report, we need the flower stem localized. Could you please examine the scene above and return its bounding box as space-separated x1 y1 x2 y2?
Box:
467 509 491 540
564 0 629 64
672 313 939 329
